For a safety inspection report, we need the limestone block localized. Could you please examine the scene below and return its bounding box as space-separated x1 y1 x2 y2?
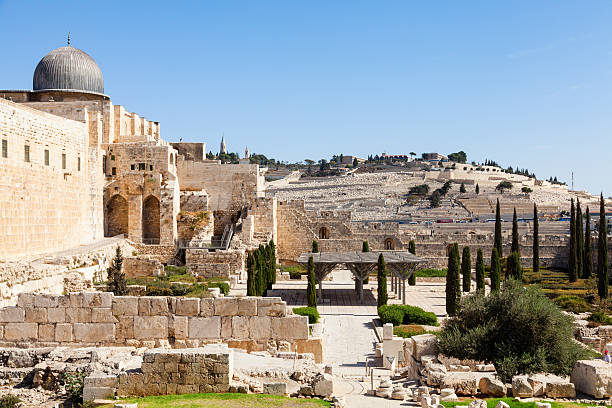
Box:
231 316 250 339
469 400 487 408
38 324 55 342
73 323 115 343
84 372 119 388
214 297 238 316
478 377 506 397
237 297 257 316
383 323 394 340
263 382 287 395
17 293 34 308
512 375 533 398
113 297 139 316
34 295 59 308
200 298 214 317
82 292 112 308
272 316 308 340
495 402 510 408
24 308 47 323
4 323 38 341
69 293 83 308
65 308 92 323
426 363 448 387
176 298 200 316
55 324 73 342
91 308 117 323
189 317 221 339
257 298 286 317
134 316 168 339
249 316 272 341
440 372 478 396
220 316 232 338
47 308 66 323
0 307 25 323
545 381 575 398
116 317 134 340
83 386 115 402
312 373 334 397
571 359 612 398
170 316 188 340
411 334 438 361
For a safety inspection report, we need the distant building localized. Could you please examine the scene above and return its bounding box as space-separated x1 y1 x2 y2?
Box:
220 136 227 155
340 155 366 165
380 153 413 161
422 152 447 161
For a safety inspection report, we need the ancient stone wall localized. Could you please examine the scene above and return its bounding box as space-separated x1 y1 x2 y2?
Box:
0 98 103 261
170 142 206 162
186 249 245 280
0 293 313 355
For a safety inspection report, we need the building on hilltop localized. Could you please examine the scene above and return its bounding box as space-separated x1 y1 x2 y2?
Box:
220 135 227 155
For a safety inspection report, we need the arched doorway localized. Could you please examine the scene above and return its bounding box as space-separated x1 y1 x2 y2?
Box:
385 238 395 250
105 195 128 238
319 227 329 240
142 195 160 244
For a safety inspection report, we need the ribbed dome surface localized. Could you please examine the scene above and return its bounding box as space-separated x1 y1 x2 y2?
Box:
33 46 104 93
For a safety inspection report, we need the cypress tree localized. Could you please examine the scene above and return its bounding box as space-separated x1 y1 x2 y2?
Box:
269 239 277 286
307 256 317 307
312 240 319 253
507 251 522 281
597 194 609 299
460 183 466 193
408 240 416 286
569 199 577 283
360 241 370 288
461 246 471 292
246 252 256 296
475 184 480 194
584 207 593 279
490 247 501 293
576 200 584 279
494 199 503 257
108 246 126 296
377 254 388 307
511 208 519 255
254 248 264 296
475 248 485 292
533 203 539 273
446 243 461 316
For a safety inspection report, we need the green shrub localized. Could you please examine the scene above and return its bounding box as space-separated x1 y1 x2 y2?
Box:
414 268 447 278
378 305 404 326
208 281 230 296
393 324 435 338
145 287 173 296
165 265 188 275
437 279 593 383
62 371 87 403
588 310 612 325
293 306 320 324
0 395 20 408
185 283 211 298
554 295 591 313
170 285 189 296
168 274 196 283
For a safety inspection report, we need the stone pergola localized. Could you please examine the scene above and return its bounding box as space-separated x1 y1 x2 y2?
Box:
297 251 425 304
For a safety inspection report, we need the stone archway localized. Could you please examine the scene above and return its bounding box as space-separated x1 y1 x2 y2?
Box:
385 238 395 250
105 194 128 238
319 227 329 240
142 195 160 244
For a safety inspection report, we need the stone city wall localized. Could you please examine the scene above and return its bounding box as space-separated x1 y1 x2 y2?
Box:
186 248 246 280
123 257 164 278
0 98 103 261
0 293 318 359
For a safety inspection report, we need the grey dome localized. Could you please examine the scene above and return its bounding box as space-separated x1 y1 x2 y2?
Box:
33 46 104 93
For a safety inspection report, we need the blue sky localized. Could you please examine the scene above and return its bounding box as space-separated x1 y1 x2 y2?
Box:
1 1 611 195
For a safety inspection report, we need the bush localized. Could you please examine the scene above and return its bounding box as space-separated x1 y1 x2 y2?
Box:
208 281 230 296
0 395 20 408
554 295 591 313
588 310 612 325
394 324 426 338
437 280 593 383
145 287 173 296
185 283 211 298
415 269 447 277
378 305 438 326
63 371 88 403
293 306 320 324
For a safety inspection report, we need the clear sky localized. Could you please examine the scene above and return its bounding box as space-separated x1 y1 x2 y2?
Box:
1 1 611 195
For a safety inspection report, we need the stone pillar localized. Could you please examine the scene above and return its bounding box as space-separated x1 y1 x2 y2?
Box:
402 279 406 305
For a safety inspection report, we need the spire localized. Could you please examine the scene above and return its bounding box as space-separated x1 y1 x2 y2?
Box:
67 32 71 47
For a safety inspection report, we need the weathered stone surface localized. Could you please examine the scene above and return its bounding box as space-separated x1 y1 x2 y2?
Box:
34 295 59 308
263 382 287 395
38 324 55 341
426 363 448 387
4 323 38 341
571 359 612 398
220 316 232 338
214 298 238 316
25 308 47 323
495 401 510 408
441 372 477 396
272 316 308 340
412 334 438 361
383 323 394 340
469 399 487 408
479 376 506 397
313 373 334 397
231 316 250 339
112 297 139 316
237 297 257 316
189 317 221 339
512 375 533 398
199 298 214 317
257 298 286 317
91 308 117 323
83 292 112 308
73 323 115 343
176 298 200 316
0 307 25 323
546 381 575 398
134 316 168 339
55 323 73 342
249 316 272 340
47 307 66 323
170 316 188 340
65 307 92 323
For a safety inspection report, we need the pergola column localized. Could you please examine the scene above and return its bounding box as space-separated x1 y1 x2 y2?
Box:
314 264 336 305
346 263 376 304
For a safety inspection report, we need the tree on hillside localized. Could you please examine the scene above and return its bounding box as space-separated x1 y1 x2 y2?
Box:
522 187 533 194
353 157 358 167
583 207 592 279
475 184 480 194
408 240 416 286
533 203 540 273
476 248 485 292
496 181 513 193
448 151 467 163
409 184 430 196
460 183 466 193
446 243 461 316
461 247 472 292
429 190 441 208
576 200 584 279
377 254 388 307
494 199 503 257
597 194 609 299
511 208 519 255
312 240 319 253
107 246 127 296
490 247 501 293
307 256 317 307
507 251 522 281
569 199 577 283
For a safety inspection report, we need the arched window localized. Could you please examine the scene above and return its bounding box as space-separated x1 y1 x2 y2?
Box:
385 238 395 250
319 227 329 240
